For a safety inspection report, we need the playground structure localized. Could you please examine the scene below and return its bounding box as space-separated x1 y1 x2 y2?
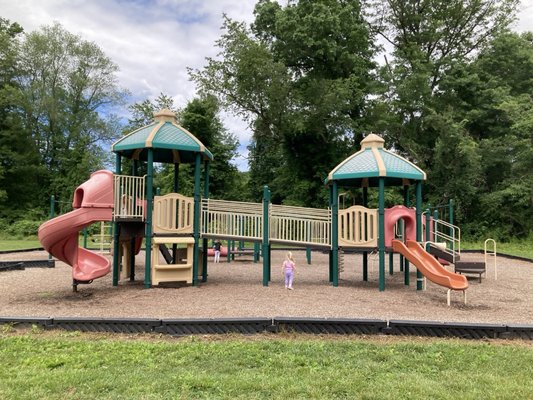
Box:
38 111 495 303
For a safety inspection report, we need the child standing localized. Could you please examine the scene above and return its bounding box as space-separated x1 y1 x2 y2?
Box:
282 251 296 290
213 240 222 263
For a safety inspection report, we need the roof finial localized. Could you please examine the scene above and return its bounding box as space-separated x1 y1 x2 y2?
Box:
361 133 385 149
153 109 177 123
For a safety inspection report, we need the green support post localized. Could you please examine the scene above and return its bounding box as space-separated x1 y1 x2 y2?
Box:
329 250 333 282
331 181 339 287
262 186 271 286
378 178 385 291
253 241 260 263
48 195 55 261
130 159 138 281
83 228 88 248
416 181 423 290
328 185 333 282
403 184 410 285
172 163 179 263
112 154 121 286
389 251 394 275
129 236 135 281
202 160 209 282
144 150 154 288
449 199 454 252
427 210 433 243
306 246 311 265
362 186 368 281
192 153 201 286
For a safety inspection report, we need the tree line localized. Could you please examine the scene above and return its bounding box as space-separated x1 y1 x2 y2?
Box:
1 0 532 241
191 0 532 240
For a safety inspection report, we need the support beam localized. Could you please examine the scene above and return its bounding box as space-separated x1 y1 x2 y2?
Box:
144 150 154 288
202 160 209 282
331 181 339 287
403 184 410 285
362 186 368 281
378 178 385 291
192 153 201 286
112 154 121 286
262 186 271 286
416 181 423 290
172 163 179 263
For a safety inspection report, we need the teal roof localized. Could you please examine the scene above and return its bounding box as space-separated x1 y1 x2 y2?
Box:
112 110 213 163
326 134 426 187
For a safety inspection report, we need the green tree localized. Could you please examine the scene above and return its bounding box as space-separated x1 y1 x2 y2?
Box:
438 32 533 238
191 0 377 207
7 22 127 209
371 0 519 163
0 18 46 220
125 93 177 131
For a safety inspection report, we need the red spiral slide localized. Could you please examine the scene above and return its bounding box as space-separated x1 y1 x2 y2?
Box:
38 170 114 282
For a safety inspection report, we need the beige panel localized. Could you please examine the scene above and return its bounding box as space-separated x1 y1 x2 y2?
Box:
153 193 194 234
338 205 378 247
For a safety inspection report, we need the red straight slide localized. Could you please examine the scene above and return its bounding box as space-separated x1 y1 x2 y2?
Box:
392 239 468 291
38 170 114 282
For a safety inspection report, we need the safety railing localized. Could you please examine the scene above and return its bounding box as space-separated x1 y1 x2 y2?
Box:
484 238 497 280
270 204 331 247
201 199 263 240
432 219 461 263
113 175 146 220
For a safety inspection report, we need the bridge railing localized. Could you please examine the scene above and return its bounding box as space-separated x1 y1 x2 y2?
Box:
270 204 331 247
201 199 263 240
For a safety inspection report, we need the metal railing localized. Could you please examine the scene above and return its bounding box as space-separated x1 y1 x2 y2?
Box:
432 219 461 263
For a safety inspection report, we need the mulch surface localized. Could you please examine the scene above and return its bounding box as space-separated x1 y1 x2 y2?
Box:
0 249 531 325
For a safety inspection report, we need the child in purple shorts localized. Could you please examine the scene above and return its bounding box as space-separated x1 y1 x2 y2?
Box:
282 251 296 290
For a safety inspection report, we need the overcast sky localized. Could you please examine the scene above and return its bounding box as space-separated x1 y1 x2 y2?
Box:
1 0 532 170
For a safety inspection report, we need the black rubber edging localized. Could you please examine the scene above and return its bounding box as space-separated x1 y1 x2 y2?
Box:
0 316 52 328
0 262 25 271
386 320 507 339
0 259 55 271
1 317 532 340
49 317 161 333
274 317 387 335
156 318 273 336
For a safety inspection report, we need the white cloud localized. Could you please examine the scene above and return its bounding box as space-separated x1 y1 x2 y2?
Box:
1 0 256 170
1 0 532 171
515 0 533 32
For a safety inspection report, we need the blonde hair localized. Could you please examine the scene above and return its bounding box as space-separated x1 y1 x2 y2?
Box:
286 251 293 261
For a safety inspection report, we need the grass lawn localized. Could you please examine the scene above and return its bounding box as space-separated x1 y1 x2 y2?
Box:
461 238 533 259
0 331 532 399
0 239 42 251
